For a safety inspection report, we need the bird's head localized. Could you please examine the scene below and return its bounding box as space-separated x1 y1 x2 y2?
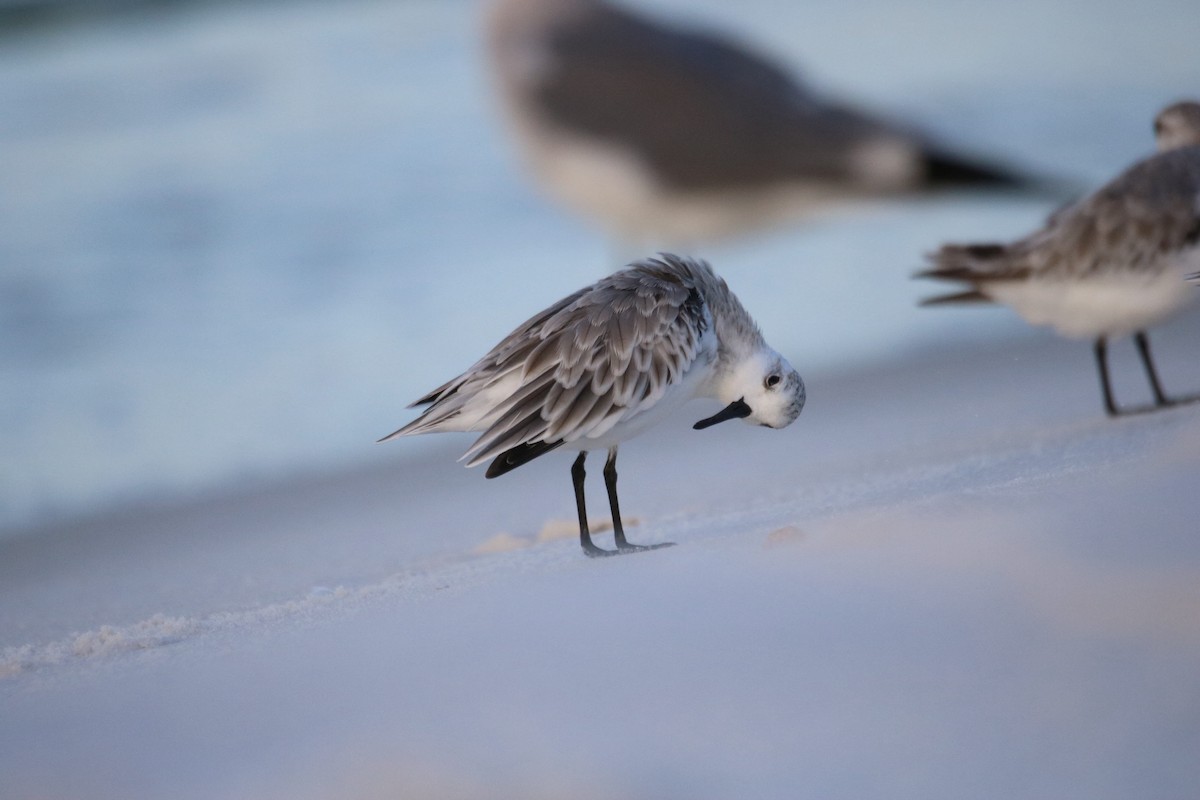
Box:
694 349 805 431
1154 101 1200 151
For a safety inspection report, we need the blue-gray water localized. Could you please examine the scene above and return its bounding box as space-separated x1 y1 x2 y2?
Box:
1 0 1197 533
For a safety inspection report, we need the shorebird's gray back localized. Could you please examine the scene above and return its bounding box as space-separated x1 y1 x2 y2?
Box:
383 255 755 469
924 145 1200 285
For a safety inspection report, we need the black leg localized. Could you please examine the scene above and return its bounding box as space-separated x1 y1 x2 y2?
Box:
573 452 614 557
603 448 628 547
1094 337 1119 417
603 447 673 554
1134 331 1172 407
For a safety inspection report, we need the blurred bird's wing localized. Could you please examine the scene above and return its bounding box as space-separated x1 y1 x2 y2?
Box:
512 1 906 191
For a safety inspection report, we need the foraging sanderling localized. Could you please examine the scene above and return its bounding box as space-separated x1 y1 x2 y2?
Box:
379 254 805 557
485 0 1025 245
918 101 1200 416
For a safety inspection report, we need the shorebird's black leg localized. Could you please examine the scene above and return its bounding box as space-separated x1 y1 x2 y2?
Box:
1134 330 1173 407
604 447 674 554
1094 337 1119 417
573 452 615 557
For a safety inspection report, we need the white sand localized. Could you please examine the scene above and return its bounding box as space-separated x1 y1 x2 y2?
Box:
3 320 1199 799
3 0 1199 796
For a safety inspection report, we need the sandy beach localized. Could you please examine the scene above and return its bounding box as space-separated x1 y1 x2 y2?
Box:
3 0 1200 797
4 315 1200 799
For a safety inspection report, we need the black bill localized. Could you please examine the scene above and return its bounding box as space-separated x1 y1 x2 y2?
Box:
693 398 752 430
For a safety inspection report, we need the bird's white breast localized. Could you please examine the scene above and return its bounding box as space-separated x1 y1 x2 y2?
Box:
506 109 865 243
986 247 1200 338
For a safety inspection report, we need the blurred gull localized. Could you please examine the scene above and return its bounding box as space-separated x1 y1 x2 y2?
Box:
379 254 805 557
918 101 1200 417
484 0 1027 244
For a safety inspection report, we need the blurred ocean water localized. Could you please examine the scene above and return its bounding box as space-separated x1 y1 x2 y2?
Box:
1 0 1196 533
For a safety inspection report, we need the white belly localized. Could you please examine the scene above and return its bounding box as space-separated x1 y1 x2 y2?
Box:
511 114 859 244
986 251 1199 339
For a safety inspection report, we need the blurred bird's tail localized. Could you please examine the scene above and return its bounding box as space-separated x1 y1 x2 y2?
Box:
915 243 1019 306
917 288 992 306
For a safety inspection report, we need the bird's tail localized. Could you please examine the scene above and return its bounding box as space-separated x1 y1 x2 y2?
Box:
917 288 992 306
376 415 432 443
376 378 467 443
914 242 1017 306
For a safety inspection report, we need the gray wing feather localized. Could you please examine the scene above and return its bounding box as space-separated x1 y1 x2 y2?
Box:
458 260 711 466
1042 145 1200 276
378 287 589 440
922 145 1200 284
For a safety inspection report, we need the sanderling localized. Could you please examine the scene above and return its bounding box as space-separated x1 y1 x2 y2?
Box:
379 254 805 557
484 0 1027 245
918 101 1200 416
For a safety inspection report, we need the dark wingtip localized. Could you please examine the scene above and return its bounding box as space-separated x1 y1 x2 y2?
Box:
923 150 1027 188
485 439 565 478
923 150 1086 202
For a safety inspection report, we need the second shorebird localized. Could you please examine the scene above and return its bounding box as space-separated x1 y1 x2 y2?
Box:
918 101 1200 416
380 254 805 557
485 0 1025 244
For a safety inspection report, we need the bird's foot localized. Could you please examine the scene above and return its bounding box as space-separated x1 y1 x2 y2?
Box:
1108 394 1200 417
581 540 617 558
582 540 675 558
1160 393 1200 408
617 541 675 554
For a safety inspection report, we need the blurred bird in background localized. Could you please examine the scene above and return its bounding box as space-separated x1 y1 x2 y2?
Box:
918 100 1200 417
484 0 1031 247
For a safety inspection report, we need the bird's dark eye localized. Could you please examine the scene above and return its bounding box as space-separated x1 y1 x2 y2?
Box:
1155 119 1164 135
765 374 781 389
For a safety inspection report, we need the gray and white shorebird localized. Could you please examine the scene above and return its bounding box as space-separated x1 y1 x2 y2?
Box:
379 254 805 556
484 0 1026 244
918 101 1200 416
